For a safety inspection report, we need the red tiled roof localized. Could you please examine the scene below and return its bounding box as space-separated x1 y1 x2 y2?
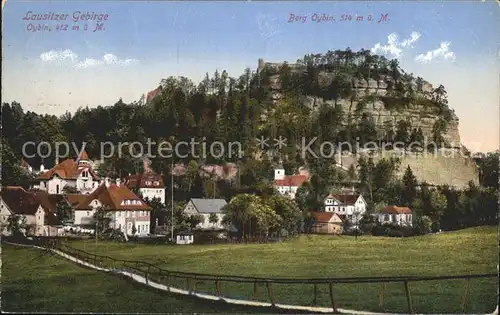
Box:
65 194 88 207
327 194 360 206
78 150 89 161
380 206 412 214
0 187 63 225
0 186 42 215
37 159 100 181
274 175 307 187
74 183 152 211
310 212 342 223
125 172 164 189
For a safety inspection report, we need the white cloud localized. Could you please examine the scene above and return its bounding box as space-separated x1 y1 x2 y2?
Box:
414 41 456 64
40 49 78 63
39 49 138 68
74 53 138 69
370 31 421 59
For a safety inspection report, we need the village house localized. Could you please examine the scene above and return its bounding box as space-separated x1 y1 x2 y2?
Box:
324 192 367 223
35 150 100 195
183 198 227 230
70 178 152 236
0 186 62 236
124 169 165 204
310 212 343 235
273 163 308 199
377 206 413 226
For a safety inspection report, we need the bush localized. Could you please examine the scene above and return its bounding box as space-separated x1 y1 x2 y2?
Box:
388 230 404 237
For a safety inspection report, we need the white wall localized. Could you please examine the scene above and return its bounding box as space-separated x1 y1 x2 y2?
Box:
140 187 165 204
0 199 12 235
197 213 225 230
324 196 367 222
377 213 413 226
176 234 194 244
275 185 299 199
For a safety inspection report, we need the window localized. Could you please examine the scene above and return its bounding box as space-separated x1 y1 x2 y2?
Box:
87 211 90 216
138 225 141 233
56 185 60 194
384 214 390 221
154 181 159 186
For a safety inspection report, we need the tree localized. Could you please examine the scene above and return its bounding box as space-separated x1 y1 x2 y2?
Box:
208 213 219 228
7 214 27 237
414 215 432 235
144 197 166 233
402 166 418 206
394 120 410 145
474 151 499 189
93 206 112 236
55 200 73 224
131 224 137 235
428 190 447 231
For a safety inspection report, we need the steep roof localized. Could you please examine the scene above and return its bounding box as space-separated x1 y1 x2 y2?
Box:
74 183 151 211
327 194 361 206
311 212 342 223
274 175 307 187
380 206 412 214
125 172 164 189
65 194 88 207
0 186 42 215
37 158 100 181
190 198 227 214
78 150 89 161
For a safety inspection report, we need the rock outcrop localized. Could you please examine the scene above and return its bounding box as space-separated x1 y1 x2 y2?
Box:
258 59 478 188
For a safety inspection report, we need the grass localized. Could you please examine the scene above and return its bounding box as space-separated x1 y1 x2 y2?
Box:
65 226 499 314
1 244 315 313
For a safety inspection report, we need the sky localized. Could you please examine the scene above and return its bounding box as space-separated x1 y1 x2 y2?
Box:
2 0 499 152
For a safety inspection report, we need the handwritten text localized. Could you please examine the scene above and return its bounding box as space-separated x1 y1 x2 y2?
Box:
288 13 389 24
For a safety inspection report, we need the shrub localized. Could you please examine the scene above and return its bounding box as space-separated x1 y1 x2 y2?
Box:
388 230 404 237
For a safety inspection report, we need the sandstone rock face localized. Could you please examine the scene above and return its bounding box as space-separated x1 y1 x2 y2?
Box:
262 61 478 188
337 150 479 189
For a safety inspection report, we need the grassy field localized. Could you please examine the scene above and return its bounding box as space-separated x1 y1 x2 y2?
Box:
1 244 315 313
65 226 498 313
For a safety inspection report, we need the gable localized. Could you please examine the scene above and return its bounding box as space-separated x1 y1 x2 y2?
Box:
184 201 199 214
356 195 367 206
0 198 13 216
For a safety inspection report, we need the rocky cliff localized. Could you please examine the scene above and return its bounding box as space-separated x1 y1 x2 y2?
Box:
258 59 478 188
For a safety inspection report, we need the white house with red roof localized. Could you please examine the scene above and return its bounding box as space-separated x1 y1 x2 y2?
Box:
70 178 152 236
377 206 413 226
324 192 367 223
273 163 307 199
36 150 100 195
124 168 165 204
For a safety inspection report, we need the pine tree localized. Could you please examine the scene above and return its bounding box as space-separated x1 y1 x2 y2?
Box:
402 166 418 206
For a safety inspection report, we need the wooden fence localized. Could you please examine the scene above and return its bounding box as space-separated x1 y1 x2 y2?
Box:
6 237 498 314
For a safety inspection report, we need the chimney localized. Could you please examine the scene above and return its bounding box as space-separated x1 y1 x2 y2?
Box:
104 177 110 187
116 178 121 187
40 164 45 172
55 156 59 165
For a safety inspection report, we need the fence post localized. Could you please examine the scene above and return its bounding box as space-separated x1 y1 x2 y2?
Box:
187 277 191 294
215 278 221 297
166 272 171 292
379 282 385 308
461 277 471 312
252 281 258 300
312 283 318 305
145 265 150 284
329 282 337 313
403 280 414 314
266 281 275 307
